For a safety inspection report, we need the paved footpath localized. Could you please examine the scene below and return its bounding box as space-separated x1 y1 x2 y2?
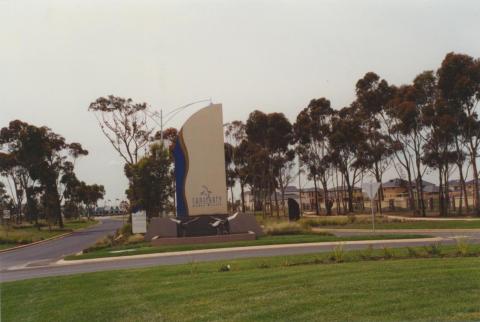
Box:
2 229 479 282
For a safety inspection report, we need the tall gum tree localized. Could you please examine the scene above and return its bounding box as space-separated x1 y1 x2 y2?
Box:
437 52 480 215
294 97 334 215
328 106 364 213
355 72 395 214
89 95 154 165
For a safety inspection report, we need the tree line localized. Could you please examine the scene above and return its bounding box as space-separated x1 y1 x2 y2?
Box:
224 52 480 217
0 121 105 228
86 52 480 219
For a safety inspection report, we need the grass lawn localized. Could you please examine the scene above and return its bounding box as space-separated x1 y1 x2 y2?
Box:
0 219 97 249
65 233 430 260
297 215 480 230
2 246 480 321
323 220 480 229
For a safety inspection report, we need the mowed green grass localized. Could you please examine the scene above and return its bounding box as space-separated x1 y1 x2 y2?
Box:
3 250 480 321
66 233 429 260
299 216 480 229
326 220 480 229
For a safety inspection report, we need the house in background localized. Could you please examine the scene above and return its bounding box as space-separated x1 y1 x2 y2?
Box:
244 186 324 213
242 177 480 214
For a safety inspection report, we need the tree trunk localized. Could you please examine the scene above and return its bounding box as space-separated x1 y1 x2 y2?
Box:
471 154 480 216
240 182 245 213
438 167 445 216
444 167 450 216
274 182 280 217
268 185 273 217
457 162 468 215
230 186 235 213
374 163 383 215
313 173 319 215
344 173 354 213
405 166 416 214
278 174 286 216
262 188 267 218
415 153 426 217
334 170 341 214
321 178 331 215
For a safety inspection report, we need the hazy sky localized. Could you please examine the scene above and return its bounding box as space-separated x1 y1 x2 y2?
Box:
1 0 480 203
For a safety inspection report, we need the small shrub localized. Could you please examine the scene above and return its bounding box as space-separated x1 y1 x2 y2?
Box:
331 243 345 263
257 261 270 269
455 237 470 256
264 222 308 235
407 247 420 258
83 235 114 253
388 217 405 223
218 264 231 272
360 245 374 260
127 234 145 244
301 216 349 228
119 223 132 237
382 246 394 259
425 242 442 256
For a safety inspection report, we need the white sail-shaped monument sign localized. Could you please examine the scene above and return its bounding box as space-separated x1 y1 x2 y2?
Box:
173 104 228 218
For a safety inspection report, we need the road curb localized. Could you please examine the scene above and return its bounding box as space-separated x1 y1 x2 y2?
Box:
0 220 100 254
58 236 443 265
0 232 73 254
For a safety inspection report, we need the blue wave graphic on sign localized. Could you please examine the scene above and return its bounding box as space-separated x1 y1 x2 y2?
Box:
173 135 188 219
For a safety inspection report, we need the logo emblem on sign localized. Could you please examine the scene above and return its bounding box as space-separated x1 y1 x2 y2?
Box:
192 185 222 208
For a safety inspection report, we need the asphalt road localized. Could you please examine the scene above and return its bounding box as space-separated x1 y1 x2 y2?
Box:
2 220 480 283
0 217 122 271
2 231 480 282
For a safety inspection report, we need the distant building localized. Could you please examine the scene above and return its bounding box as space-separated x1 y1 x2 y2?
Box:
243 177 479 214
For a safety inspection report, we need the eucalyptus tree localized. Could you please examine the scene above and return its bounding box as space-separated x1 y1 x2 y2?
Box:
234 140 251 212
246 111 294 216
422 93 458 216
328 106 365 213
355 72 396 213
294 97 334 215
88 95 154 165
0 182 11 209
0 120 89 227
224 142 236 211
437 52 480 215
385 84 418 213
124 143 171 219
225 121 253 213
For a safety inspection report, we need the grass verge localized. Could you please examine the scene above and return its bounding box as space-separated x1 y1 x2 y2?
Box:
0 219 97 250
300 215 480 229
322 221 480 229
65 233 429 260
3 245 480 321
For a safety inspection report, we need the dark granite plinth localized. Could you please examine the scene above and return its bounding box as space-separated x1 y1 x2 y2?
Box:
179 215 229 237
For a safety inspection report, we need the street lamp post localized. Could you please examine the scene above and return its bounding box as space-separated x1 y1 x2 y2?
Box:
147 99 212 147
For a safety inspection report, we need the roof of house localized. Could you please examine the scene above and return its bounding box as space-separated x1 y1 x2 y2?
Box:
423 185 440 193
381 178 436 189
284 186 299 193
382 178 409 188
303 187 324 193
448 179 461 185
328 186 361 192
